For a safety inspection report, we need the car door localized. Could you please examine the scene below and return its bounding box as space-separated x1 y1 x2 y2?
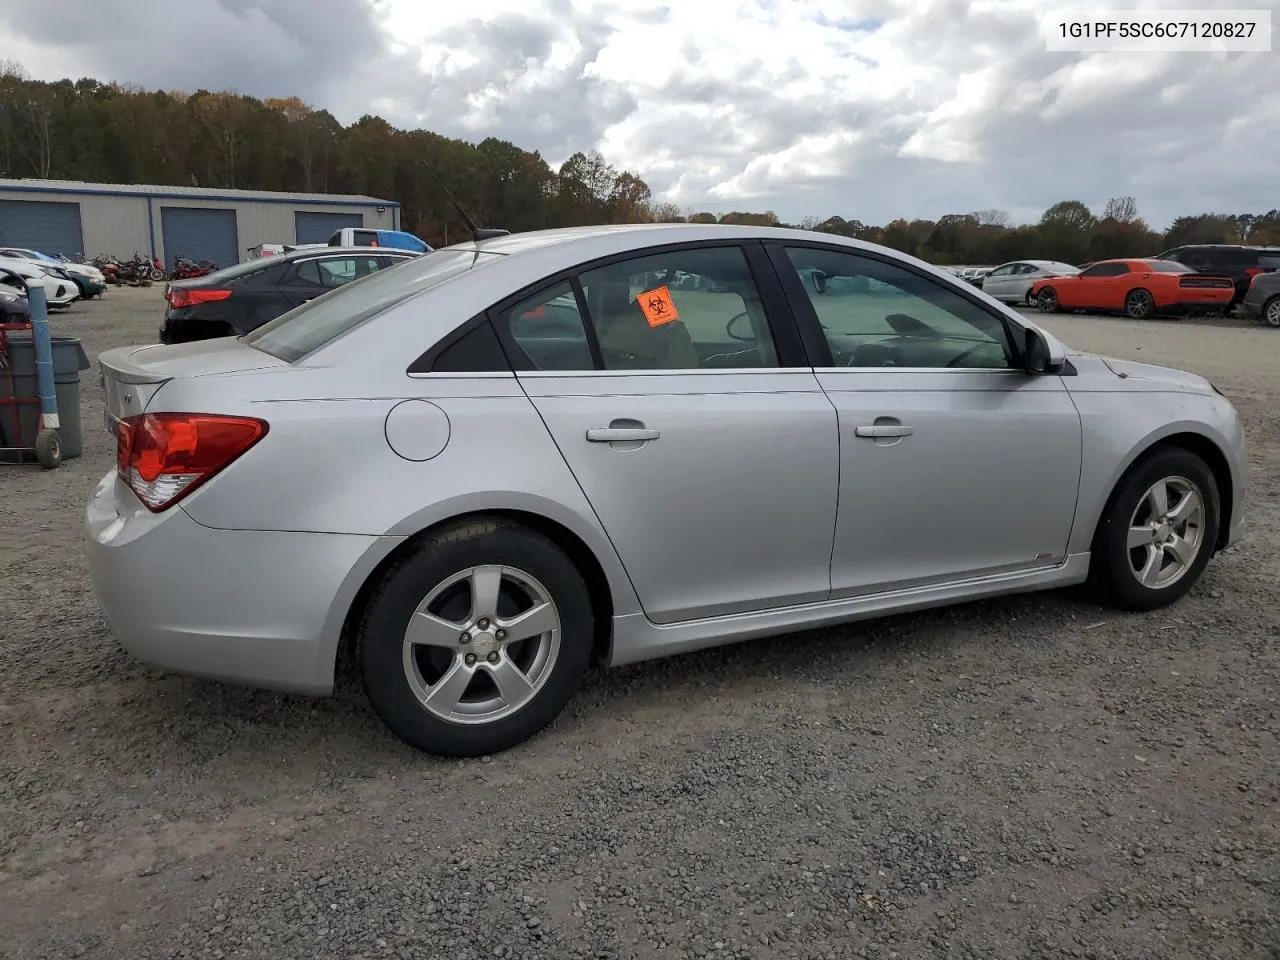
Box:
981 264 1018 301
1065 261 1123 309
766 241 1083 598
495 240 840 624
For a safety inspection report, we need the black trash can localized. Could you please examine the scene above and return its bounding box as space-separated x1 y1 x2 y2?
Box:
0 335 93 458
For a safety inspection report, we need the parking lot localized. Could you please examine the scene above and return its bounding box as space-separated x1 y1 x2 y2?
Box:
1 286 1277 960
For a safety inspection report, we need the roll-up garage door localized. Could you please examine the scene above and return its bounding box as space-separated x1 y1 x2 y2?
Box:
161 207 238 271
0 199 85 256
294 211 364 245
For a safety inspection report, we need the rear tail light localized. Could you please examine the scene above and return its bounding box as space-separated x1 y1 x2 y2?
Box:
165 288 232 310
116 412 268 512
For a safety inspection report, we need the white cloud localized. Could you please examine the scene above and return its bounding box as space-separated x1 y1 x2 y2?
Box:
0 0 1276 228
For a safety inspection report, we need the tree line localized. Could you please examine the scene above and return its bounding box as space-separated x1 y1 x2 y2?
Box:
1 63 1276 263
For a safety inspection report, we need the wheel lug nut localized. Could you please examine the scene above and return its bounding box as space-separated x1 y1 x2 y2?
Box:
465 653 476 666
459 633 471 644
495 629 507 641
487 652 499 664
478 618 490 629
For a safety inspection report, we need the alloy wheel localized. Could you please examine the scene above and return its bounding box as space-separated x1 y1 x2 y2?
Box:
402 564 561 725
1265 298 1280 328
1126 476 1205 590
1126 290 1154 319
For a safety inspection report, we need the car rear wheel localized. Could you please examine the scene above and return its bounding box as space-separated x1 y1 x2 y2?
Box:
1090 447 1220 611
1036 288 1058 312
1125 288 1155 320
1263 296 1280 328
358 518 594 757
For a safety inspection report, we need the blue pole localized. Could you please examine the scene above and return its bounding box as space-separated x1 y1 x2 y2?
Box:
25 281 59 432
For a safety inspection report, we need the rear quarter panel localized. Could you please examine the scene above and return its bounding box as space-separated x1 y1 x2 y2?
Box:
159 365 642 619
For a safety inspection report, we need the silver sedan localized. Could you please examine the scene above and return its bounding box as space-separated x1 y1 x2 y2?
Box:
87 224 1247 756
982 259 1081 306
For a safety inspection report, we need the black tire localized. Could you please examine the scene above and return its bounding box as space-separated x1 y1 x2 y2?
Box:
34 428 61 470
1037 287 1058 313
1025 287 1038 307
358 518 594 757
1262 296 1280 329
1090 447 1220 612
1125 288 1155 320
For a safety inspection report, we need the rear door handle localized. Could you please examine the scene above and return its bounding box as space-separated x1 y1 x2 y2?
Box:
855 424 914 438
586 427 660 443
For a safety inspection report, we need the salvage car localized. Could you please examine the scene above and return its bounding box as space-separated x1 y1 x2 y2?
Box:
160 245 420 343
0 247 107 298
0 258 78 308
981 259 1080 306
89 224 1247 757
1240 268 1280 328
1031 258 1235 319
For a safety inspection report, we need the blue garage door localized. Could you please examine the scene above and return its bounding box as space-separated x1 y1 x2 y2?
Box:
0 199 85 257
294 211 364 245
161 207 238 271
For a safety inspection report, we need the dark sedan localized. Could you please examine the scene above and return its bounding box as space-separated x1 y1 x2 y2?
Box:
160 246 421 344
1242 269 1280 328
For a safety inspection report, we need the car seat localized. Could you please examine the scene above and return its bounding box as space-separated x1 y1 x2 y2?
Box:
593 278 700 369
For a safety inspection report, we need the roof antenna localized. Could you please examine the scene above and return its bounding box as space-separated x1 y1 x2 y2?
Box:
420 160 510 243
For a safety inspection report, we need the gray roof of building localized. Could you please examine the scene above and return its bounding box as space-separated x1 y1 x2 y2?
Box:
0 178 396 206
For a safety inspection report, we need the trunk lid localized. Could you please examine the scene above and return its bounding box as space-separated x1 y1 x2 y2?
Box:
98 337 287 425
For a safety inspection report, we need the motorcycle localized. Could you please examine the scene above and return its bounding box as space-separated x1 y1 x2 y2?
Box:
170 256 217 280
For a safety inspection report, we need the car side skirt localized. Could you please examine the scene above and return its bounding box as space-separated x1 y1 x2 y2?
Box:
606 553 1091 667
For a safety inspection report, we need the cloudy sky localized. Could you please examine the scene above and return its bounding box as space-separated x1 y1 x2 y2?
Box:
0 0 1275 229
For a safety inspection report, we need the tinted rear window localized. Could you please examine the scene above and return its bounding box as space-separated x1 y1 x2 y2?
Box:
243 248 503 362
1148 260 1193 273
189 258 277 285
1256 253 1280 269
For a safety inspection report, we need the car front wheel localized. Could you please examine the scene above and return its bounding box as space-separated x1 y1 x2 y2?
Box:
358 518 594 757
1090 448 1220 611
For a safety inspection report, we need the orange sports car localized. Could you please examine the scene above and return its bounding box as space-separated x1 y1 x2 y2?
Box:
1030 258 1235 319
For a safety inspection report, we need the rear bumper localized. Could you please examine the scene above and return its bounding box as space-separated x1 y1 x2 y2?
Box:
1161 297 1233 313
86 470 386 695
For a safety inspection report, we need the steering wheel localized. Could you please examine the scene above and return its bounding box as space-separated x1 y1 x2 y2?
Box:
945 342 990 368
726 311 755 342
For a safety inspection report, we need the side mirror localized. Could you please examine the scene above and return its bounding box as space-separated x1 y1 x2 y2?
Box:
1023 326 1065 374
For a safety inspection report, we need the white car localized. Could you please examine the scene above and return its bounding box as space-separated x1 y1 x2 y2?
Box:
0 258 78 308
0 247 106 295
982 260 1082 306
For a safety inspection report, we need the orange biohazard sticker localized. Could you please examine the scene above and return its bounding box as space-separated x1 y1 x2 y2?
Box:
635 285 680 327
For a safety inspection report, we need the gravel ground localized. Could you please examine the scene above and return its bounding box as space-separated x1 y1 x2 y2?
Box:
1 287 1277 960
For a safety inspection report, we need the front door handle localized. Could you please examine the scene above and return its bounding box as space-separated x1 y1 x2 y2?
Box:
855 424 914 438
586 427 660 443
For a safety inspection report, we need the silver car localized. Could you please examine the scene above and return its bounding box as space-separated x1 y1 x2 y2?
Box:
982 259 1082 306
87 224 1247 757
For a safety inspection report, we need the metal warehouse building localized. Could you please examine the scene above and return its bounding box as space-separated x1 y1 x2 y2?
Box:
0 179 401 270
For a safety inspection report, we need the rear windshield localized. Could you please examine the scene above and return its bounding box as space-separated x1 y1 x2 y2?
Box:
244 248 503 362
192 258 278 285
1148 260 1193 273
1257 252 1280 269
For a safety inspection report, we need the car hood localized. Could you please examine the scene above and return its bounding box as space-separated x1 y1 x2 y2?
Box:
1064 351 1216 395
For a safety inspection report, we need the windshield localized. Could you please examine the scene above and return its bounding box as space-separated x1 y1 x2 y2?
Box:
244 247 504 362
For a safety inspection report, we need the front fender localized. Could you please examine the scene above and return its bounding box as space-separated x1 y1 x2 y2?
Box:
1067 395 1245 555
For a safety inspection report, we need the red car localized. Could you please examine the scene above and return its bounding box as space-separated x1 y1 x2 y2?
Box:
1030 258 1235 319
